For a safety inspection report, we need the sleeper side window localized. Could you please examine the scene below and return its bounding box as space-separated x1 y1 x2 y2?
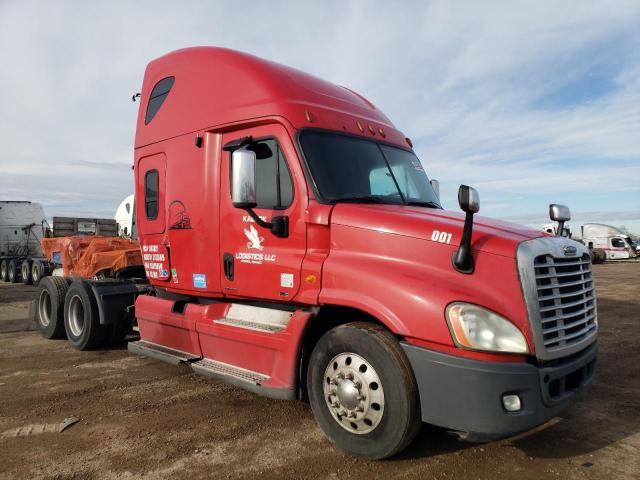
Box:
145 170 159 220
245 139 293 210
145 76 175 125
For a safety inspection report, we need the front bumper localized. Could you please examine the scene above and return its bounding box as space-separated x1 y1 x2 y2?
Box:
401 341 597 441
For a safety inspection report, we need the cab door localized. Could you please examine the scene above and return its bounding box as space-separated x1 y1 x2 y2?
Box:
136 153 171 281
219 124 306 301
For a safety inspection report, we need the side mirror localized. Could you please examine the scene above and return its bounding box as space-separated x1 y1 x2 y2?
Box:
458 185 480 214
229 145 289 238
231 147 257 208
453 185 480 274
429 179 440 200
549 204 570 222
549 204 570 237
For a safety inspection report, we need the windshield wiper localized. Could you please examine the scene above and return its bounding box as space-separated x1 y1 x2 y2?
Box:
405 201 442 209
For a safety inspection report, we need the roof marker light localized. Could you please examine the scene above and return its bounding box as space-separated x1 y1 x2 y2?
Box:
305 109 314 122
356 121 364 133
405 137 413 148
378 127 386 137
368 124 376 135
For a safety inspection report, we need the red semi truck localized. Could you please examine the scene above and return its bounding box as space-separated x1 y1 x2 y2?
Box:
34 47 597 459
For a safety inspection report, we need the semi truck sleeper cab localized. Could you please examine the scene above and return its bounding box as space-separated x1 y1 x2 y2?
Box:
36 47 598 459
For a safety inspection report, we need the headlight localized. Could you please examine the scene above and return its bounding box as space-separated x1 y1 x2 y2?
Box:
445 302 528 354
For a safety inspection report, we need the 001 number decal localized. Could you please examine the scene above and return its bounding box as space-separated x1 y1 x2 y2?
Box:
431 230 452 244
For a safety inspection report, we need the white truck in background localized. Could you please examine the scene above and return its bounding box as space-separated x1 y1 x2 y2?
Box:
542 223 572 238
114 194 135 238
581 223 639 261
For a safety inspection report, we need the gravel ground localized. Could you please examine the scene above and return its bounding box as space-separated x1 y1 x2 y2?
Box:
0 263 638 479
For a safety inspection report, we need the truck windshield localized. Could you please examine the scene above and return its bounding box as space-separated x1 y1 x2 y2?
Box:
299 130 441 207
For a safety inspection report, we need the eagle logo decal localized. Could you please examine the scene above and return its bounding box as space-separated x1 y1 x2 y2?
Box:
244 224 264 251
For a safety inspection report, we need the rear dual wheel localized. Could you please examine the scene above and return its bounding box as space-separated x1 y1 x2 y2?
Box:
21 260 32 285
307 322 421 460
31 259 50 287
63 280 107 350
0 260 8 282
8 260 20 283
36 276 69 339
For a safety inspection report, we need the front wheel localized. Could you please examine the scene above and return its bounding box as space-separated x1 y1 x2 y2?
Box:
307 322 421 460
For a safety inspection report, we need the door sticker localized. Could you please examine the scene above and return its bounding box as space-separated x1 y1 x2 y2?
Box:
142 244 170 280
168 200 192 230
280 273 294 288
193 273 207 288
235 217 277 265
244 224 264 251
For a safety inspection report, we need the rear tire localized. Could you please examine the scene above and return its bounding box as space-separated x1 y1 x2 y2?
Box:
36 276 69 339
64 280 106 350
0 259 8 282
21 259 33 285
31 260 50 287
8 259 20 283
307 322 421 459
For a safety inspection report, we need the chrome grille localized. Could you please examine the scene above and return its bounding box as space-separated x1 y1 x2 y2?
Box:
533 254 596 350
517 237 598 360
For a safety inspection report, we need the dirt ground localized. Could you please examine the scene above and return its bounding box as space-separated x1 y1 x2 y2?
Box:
0 263 639 480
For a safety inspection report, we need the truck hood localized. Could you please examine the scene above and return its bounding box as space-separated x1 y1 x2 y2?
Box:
330 204 543 258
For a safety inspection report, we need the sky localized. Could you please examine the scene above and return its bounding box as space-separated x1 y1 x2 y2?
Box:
1 0 639 234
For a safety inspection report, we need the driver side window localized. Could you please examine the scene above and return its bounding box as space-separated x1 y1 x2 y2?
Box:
611 238 625 248
246 139 293 210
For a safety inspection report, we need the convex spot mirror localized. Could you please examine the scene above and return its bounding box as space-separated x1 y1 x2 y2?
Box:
458 185 480 213
549 204 571 222
231 147 257 209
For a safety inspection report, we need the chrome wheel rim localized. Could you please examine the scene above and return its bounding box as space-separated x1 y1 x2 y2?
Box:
22 263 29 279
38 290 52 327
68 295 85 337
323 352 385 435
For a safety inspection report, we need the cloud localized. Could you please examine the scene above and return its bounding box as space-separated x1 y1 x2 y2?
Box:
0 0 638 229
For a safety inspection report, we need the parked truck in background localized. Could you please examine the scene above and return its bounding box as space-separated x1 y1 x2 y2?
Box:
0 200 131 285
114 194 135 238
581 223 639 261
0 201 50 284
31 47 598 459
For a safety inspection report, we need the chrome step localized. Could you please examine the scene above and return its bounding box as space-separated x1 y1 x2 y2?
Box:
191 358 269 384
214 304 293 333
128 340 200 366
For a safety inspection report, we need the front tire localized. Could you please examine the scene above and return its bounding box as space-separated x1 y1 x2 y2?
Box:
64 280 106 350
307 322 421 460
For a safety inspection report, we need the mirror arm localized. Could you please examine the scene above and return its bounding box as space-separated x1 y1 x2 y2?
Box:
452 211 475 274
243 208 289 238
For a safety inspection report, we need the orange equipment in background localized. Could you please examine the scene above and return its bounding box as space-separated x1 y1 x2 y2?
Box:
40 236 143 278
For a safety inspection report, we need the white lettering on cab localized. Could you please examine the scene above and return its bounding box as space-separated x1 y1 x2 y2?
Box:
431 230 453 244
